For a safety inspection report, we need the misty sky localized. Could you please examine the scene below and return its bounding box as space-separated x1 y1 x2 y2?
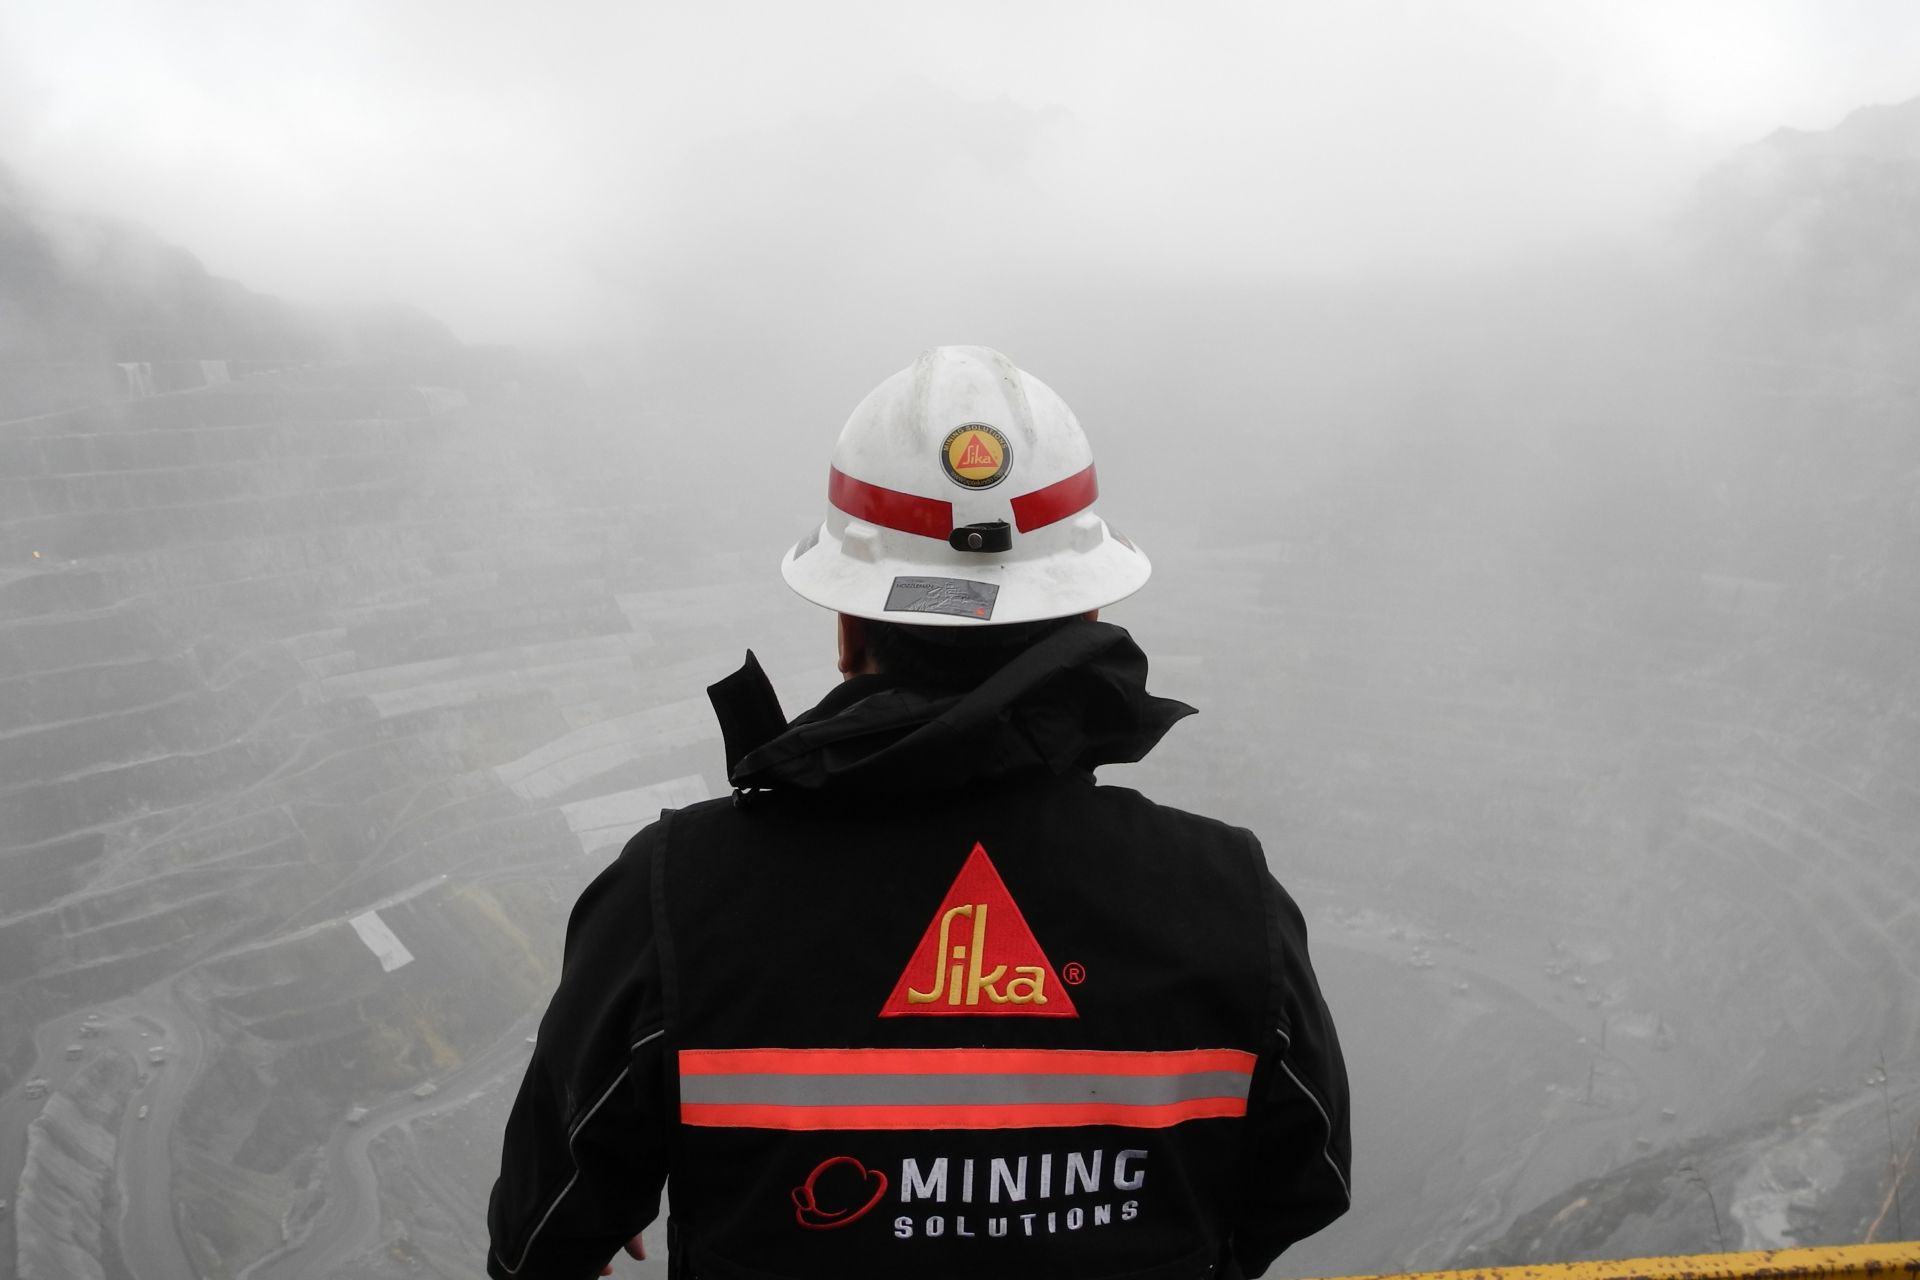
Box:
2 0 1917 344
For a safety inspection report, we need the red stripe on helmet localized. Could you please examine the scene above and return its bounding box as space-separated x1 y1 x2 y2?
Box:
1010 464 1098 533
828 467 953 540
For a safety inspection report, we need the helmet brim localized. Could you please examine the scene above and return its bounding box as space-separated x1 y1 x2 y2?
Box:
780 516 1151 626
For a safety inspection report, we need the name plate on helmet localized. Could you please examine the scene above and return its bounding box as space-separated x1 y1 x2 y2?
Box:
885 576 999 620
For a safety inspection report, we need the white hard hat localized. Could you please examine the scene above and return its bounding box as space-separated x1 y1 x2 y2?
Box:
781 346 1150 626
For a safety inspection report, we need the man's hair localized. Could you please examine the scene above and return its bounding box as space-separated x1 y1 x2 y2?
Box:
865 618 1074 692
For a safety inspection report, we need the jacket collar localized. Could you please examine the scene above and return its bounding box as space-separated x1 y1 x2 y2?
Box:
707 621 1194 794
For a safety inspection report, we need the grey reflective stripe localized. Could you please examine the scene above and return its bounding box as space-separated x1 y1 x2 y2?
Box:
496 1029 665 1277
1275 1029 1349 1204
680 1069 1254 1108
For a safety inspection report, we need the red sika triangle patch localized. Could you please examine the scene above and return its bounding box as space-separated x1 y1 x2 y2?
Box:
956 434 998 470
879 843 1077 1018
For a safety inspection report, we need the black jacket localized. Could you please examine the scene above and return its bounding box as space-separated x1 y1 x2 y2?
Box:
488 622 1349 1279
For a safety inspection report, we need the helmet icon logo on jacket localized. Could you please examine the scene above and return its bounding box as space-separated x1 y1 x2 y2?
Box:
941 423 1011 489
880 844 1078 1017
792 1156 889 1230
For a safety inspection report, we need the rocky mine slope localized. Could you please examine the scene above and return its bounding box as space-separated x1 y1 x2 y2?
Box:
0 346 818 1276
0 161 457 419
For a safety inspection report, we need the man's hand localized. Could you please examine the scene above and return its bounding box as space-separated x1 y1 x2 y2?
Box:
598 1235 646 1275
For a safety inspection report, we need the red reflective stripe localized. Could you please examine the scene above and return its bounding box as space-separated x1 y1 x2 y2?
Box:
827 465 1099 539
679 1047 1255 1077
681 1097 1249 1131
1010 464 1098 533
828 467 952 540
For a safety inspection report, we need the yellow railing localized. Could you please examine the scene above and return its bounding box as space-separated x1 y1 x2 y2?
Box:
1325 1243 1920 1280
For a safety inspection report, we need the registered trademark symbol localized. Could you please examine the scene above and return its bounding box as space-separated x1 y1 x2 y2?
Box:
1062 962 1086 986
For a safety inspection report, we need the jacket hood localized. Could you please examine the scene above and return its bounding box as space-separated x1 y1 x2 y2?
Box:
710 621 1195 794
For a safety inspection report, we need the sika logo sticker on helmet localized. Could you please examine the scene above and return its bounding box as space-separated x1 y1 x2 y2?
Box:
941 423 1011 489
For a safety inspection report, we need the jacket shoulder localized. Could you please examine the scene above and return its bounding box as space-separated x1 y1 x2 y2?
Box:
1090 782 1265 858
616 794 737 857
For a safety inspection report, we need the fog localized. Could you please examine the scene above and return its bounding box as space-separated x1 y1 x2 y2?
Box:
3 4 1919 1280
5 1 1918 343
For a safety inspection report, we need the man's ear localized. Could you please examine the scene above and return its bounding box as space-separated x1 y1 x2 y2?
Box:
837 613 871 680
